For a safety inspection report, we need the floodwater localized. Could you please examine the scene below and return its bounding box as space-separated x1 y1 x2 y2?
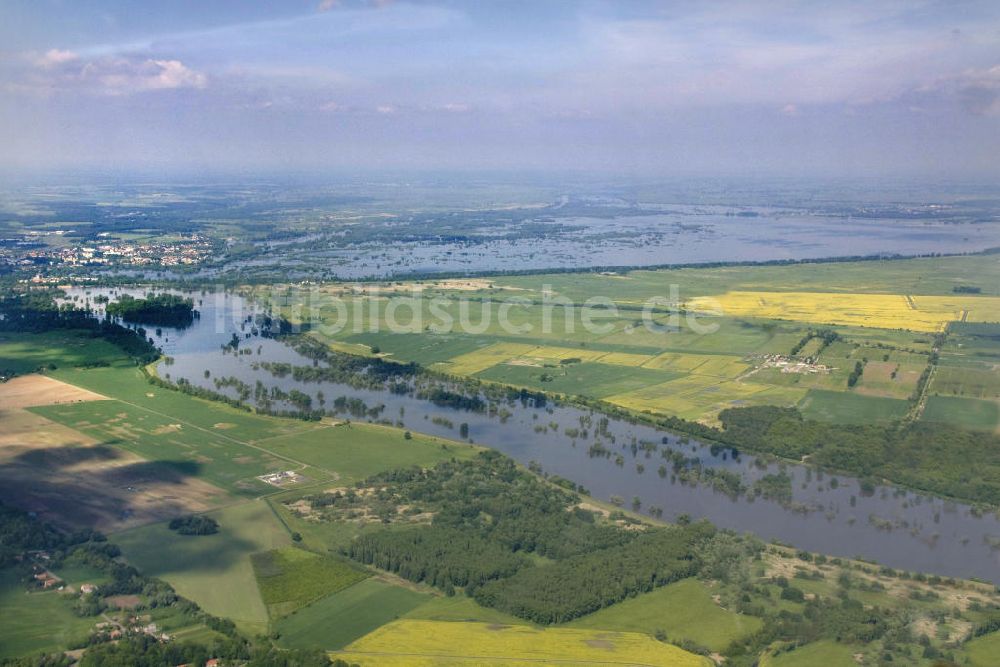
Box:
66 287 1000 583
125 210 999 280
307 213 1000 279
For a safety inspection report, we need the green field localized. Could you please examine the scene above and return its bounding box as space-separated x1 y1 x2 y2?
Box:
964 630 1000 667
763 639 860 666
113 500 291 635
931 365 1000 399
251 546 368 617
403 594 530 626
476 360 680 398
50 361 320 444
0 330 126 377
0 570 96 659
257 421 478 485
259 255 1000 427
564 578 762 652
167 624 229 645
274 578 431 650
798 389 911 424
32 360 478 497
922 395 1000 431
31 398 298 495
49 562 112 594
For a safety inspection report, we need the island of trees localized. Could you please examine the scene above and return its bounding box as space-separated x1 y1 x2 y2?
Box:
168 515 219 536
106 293 197 327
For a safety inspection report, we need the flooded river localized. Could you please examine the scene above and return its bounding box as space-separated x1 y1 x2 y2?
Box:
67 287 1000 583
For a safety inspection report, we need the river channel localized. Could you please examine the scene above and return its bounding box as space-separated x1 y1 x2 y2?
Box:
66 287 1000 583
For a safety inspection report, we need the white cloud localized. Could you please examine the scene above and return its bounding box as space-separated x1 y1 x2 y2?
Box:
36 49 79 68
135 59 207 91
25 53 208 95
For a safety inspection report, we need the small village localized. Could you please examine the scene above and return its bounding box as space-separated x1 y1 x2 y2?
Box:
25 553 174 644
0 232 213 272
748 352 834 376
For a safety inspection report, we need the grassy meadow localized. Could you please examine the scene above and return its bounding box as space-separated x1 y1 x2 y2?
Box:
0 329 126 378
251 546 368 618
112 499 290 635
762 639 860 667
563 577 763 652
275 578 432 650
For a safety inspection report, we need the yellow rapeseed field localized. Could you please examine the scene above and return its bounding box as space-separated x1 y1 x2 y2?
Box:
686 291 1000 333
332 619 711 666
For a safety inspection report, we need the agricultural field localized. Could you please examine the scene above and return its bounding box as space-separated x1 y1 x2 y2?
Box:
687 291 1000 332
564 578 763 652
931 366 1000 399
265 255 1000 426
331 619 712 666
606 376 807 423
922 395 1000 431
275 578 432 650
0 330 126 379
251 546 368 618
3 352 478 525
257 421 478 486
0 404 227 532
437 342 541 375
496 255 1000 301
49 361 321 444
477 360 680 399
113 499 290 635
798 389 911 424
0 374 228 532
32 397 305 497
0 371 105 408
403 594 531 626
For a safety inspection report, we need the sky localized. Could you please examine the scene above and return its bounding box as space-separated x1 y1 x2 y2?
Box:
1 0 999 177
